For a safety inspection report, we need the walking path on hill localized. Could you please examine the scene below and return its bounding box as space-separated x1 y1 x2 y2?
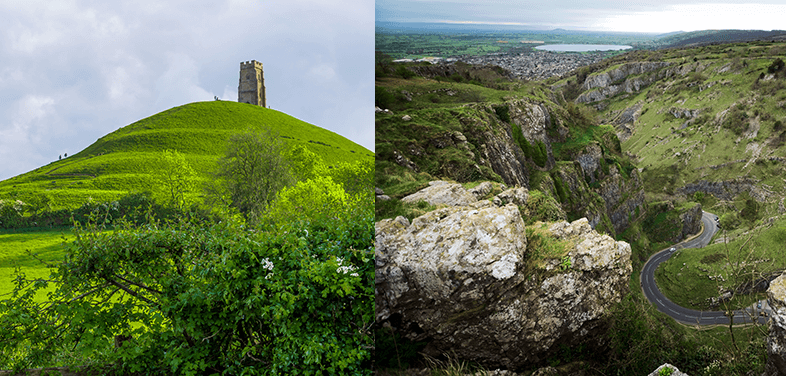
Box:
641 211 769 325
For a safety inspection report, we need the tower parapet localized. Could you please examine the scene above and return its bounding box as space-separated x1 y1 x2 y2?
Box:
238 60 266 107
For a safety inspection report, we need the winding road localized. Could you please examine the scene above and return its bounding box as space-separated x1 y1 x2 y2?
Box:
640 211 769 325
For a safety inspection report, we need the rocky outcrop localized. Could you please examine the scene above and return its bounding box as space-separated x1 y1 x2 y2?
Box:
614 103 643 142
576 62 672 103
648 364 688 376
468 181 494 199
581 62 672 91
669 107 701 120
550 165 606 229
392 150 418 171
547 151 646 236
376 197 633 369
460 113 530 188
575 143 603 183
492 186 528 207
679 203 703 240
765 272 786 376
597 165 646 235
502 99 556 169
375 187 391 201
401 181 478 207
678 178 773 202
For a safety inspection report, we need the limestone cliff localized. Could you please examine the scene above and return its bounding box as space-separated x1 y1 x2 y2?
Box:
375 193 632 369
378 97 645 237
765 272 786 375
576 62 673 103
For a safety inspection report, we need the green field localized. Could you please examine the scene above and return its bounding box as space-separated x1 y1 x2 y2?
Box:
0 100 373 210
0 230 73 300
375 28 661 59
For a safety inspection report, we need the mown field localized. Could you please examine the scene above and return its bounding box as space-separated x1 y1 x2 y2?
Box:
0 229 72 299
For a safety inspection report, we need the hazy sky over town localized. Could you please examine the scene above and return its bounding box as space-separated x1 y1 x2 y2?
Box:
376 1 786 33
0 0 373 181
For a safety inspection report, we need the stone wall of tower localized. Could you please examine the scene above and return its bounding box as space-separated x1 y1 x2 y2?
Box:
238 60 266 107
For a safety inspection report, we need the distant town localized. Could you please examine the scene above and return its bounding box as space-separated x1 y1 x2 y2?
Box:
395 50 614 81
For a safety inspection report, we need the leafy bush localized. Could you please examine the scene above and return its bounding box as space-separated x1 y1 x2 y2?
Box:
0 200 26 229
208 128 294 225
395 65 416 79
768 58 785 74
154 150 198 211
719 212 740 230
511 123 532 159
375 86 396 110
0 203 374 374
722 106 748 135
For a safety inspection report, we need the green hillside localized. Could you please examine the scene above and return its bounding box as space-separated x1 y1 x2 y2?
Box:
0 101 373 209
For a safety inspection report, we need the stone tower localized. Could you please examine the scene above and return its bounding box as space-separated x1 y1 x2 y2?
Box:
238 60 266 107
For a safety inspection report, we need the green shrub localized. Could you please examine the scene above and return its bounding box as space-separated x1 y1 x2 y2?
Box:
523 190 566 224
493 105 511 123
720 212 740 230
768 58 785 74
395 65 416 79
375 86 396 110
0 203 374 374
511 123 532 159
533 141 548 168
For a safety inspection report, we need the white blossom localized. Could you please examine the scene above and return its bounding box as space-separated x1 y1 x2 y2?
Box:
336 257 359 277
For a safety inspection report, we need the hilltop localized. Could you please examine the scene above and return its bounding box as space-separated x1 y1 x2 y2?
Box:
0 100 373 209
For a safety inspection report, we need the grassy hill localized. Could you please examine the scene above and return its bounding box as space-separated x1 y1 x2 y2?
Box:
0 101 373 209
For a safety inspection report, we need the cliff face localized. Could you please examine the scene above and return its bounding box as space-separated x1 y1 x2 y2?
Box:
576 62 673 103
766 272 786 375
378 95 645 236
677 178 774 202
375 190 632 369
679 203 703 240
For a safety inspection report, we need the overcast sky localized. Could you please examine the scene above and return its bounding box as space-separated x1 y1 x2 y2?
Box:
376 1 786 33
0 0 373 181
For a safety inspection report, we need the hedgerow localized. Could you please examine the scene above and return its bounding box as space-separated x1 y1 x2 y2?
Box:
0 197 373 374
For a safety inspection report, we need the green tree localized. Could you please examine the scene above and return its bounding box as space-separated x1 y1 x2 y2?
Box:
156 150 197 210
719 212 740 230
209 128 293 224
266 176 349 224
285 144 327 182
329 159 374 199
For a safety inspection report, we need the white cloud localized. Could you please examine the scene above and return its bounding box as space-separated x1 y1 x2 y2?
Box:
221 85 238 102
154 53 213 109
593 3 786 33
309 63 338 82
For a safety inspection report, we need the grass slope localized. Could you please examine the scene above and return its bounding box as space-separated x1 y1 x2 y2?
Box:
560 41 786 308
0 101 373 209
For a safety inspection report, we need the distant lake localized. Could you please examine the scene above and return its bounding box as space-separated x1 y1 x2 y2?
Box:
535 44 632 52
